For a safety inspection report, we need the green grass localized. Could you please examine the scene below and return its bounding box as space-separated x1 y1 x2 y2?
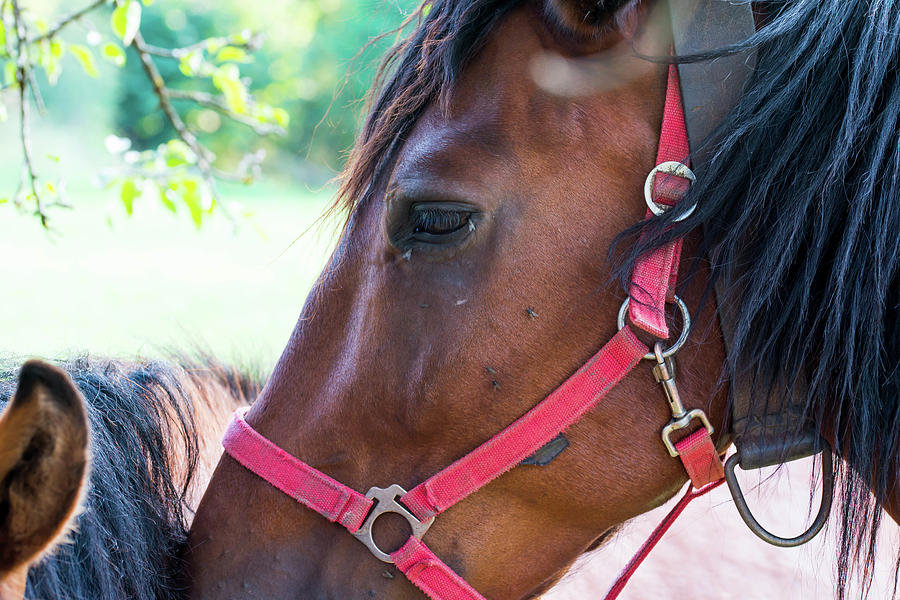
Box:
1 178 339 372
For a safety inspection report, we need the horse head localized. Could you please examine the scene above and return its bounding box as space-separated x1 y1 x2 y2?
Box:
0 362 89 600
186 1 731 597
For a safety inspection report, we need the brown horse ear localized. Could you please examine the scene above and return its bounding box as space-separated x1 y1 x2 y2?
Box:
545 0 640 37
0 360 89 578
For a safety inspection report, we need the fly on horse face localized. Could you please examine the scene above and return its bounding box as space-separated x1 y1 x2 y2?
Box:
180 0 900 598
4 0 900 598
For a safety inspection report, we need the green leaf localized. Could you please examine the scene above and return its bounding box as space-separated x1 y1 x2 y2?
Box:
205 38 225 56
0 21 6 49
216 46 248 63
4 61 17 88
120 178 140 215
181 179 203 228
158 185 177 213
422 3 433 17
69 44 98 77
102 43 126 67
178 51 203 76
39 39 64 85
212 64 248 114
111 4 126 39
271 107 290 128
111 0 141 46
0 197 7 205
164 139 194 167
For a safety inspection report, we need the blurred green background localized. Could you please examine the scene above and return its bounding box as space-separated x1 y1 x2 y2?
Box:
1 0 416 370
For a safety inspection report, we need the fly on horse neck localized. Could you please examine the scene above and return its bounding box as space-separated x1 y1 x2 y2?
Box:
3 0 900 599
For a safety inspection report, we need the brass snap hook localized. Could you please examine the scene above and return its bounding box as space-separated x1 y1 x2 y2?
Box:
650 341 715 458
724 448 834 547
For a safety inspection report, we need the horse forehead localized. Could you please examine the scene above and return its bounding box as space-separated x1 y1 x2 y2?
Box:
391 108 509 183
395 9 610 177
444 8 579 136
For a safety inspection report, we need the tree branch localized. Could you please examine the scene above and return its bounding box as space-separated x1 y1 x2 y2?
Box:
132 30 222 203
10 0 46 227
139 32 264 59
27 0 108 44
165 88 286 136
27 65 45 114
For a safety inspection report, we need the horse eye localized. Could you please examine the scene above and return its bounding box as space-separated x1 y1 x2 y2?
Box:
412 207 470 236
385 195 479 254
406 205 473 244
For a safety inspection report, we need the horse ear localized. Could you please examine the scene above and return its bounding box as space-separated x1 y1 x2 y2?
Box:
0 360 89 579
545 0 641 37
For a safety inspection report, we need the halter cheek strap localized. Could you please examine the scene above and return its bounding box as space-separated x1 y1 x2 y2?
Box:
221 61 723 600
628 60 693 340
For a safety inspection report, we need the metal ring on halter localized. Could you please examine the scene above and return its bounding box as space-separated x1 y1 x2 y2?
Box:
644 161 697 221
351 484 435 563
617 295 691 360
724 449 834 548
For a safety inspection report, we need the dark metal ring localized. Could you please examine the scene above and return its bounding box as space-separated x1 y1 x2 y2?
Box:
724 448 833 548
617 296 691 360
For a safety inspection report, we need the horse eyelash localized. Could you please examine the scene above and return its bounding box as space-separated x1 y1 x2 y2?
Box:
413 208 470 233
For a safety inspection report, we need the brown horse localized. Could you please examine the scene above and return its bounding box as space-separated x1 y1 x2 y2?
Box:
0 358 258 600
8 0 898 597
183 0 900 597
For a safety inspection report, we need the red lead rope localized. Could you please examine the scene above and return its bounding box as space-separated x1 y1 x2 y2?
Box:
220 61 725 600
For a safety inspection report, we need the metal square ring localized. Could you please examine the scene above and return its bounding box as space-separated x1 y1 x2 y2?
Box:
351 484 435 563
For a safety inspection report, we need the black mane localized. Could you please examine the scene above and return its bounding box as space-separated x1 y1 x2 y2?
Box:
614 1 900 595
0 357 260 600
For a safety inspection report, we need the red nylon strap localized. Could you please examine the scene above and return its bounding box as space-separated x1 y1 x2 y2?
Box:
677 427 725 488
603 478 726 600
628 62 692 339
400 326 649 521
223 408 373 533
392 537 486 600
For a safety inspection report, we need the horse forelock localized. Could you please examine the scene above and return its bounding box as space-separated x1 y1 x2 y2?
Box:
609 1 900 595
0 356 261 600
334 0 519 225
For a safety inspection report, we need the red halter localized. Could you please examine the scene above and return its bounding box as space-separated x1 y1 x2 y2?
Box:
221 62 724 600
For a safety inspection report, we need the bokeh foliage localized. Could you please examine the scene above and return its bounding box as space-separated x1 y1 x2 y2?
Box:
113 0 419 173
1 0 418 226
